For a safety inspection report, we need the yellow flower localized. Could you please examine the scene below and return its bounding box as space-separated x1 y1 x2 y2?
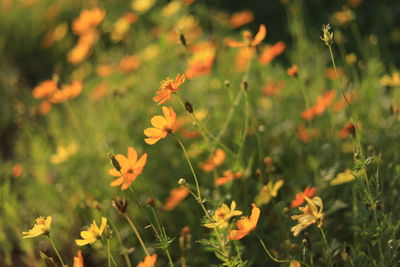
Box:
204 201 242 229
22 216 52 239
291 197 324 237
144 106 176 145
131 0 155 13
330 169 357 186
255 179 284 206
76 217 107 246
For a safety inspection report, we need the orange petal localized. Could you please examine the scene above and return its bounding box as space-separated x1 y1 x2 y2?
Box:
108 169 121 177
127 146 138 163
224 38 245 48
110 176 124 187
144 137 160 145
252 24 267 46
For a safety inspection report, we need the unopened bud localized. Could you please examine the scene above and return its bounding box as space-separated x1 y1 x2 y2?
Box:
178 178 187 186
224 80 230 88
184 101 194 113
179 226 191 251
109 153 121 172
241 81 248 91
146 197 156 207
179 33 187 47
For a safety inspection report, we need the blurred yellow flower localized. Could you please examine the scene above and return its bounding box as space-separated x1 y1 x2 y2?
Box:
22 216 52 239
76 217 107 246
131 0 155 13
204 201 242 229
162 0 181 17
50 142 78 164
291 196 324 237
330 169 356 185
380 72 400 87
255 179 284 206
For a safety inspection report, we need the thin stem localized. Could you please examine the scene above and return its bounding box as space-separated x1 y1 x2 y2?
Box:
107 239 111 267
319 227 333 267
108 218 132 267
110 253 118 267
255 233 292 264
123 213 150 256
47 236 65 266
176 137 202 201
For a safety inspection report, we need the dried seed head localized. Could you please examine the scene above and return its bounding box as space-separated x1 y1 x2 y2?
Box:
146 197 156 207
321 24 334 46
109 153 121 172
112 196 128 213
184 101 194 113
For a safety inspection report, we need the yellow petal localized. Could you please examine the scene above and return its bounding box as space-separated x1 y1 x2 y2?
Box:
99 217 107 235
151 115 167 129
127 146 138 163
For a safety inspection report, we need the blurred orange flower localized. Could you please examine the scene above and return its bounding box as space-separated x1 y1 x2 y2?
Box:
92 83 108 100
164 186 190 211
137 254 157 267
291 196 324 236
325 67 344 80
300 90 336 120
108 147 148 190
215 170 242 186
118 55 141 73
339 123 356 138
225 24 267 48
97 64 113 77
228 203 260 240
185 43 215 79
32 80 58 99
73 250 84 267
12 164 23 178
229 10 254 28
72 7 105 35
38 101 52 115
259 42 286 65
199 149 226 172
291 186 316 208
262 80 285 96
50 81 83 103
144 106 176 144
153 74 185 105
235 47 253 72
287 64 298 77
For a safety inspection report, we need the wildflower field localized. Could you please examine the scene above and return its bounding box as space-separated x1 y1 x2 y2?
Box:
1 0 400 266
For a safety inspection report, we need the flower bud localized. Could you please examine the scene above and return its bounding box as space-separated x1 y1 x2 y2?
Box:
184 101 194 113
112 196 128 213
109 153 121 172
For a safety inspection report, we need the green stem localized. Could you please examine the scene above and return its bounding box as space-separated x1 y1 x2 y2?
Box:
123 213 150 256
255 233 292 264
319 227 333 267
107 239 111 267
47 236 65 266
108 219 132 267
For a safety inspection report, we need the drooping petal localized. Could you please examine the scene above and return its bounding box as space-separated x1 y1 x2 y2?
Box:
108 169 121 177
144 137 160 145
75 238 93 246
110 176 125 187
99 217 107 235
225 38 245 48
144 127 163 137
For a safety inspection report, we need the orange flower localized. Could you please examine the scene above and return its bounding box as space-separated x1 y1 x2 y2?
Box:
50 81 83 103
229 10 254 28
325 67 344 80
73 250 84 267
259 41 286 65
262 80 285 96
144 106 176 145
228 203 260 240
164 186 190 211
235 47 253 72
97 64 113 77
12 164 23 178
199 149 226 172
287 64 298 77
108 147 148 190
215 170 242 186
300 90 336 120
118 55 140 73
32 80 58 99
72 7 105 35
225 24 267 48
92 83 108 100
291 186 316 208
339 123 356 138
153 74 185 105
137 254 157 267
38 101 52 115
185 43 215 79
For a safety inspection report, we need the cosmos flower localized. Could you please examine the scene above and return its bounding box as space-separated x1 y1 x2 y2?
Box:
291 186 316 208
75 217 107 246
108 147 148 190
22 216 52 239
204 201 242 229
153 74 185 105
228 204 260 240
144 106 176 145
291 196 324 236
225 24 267 48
